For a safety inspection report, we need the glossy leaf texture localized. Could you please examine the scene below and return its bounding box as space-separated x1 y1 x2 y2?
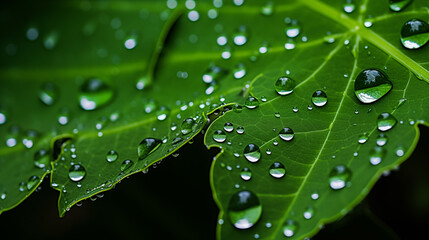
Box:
204 0 429 239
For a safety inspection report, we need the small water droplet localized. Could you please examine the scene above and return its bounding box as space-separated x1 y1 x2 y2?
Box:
269 162 286 178
236 126 245 134
245 96 259 109
233 25 248 46
364 20 373 28
202 65 227 84
79 78 114 111
156 106 169 121
312 90 328 107
282 220 298 237
39 83 57 106
369 146 386 165
124 37 137 49
106 150 118 163
275 76 295 96
400 19 429 49
233 63 246 79
285 19 300 38
389 0 413 12
274 112 280 118
395 146 405 157
224 122 234 132
138 138 162 160
329 165 351 190
69 164 86 182
261 2 274 16
376 134 388 146
27 175 40 190
181 118 196 135
358 133 368 144
120 159 134 172
311 192 319 200
354 69 392 104
228 190 262 229
343 0 355 13
241 167 252 181
279 127 294 141
377 113 397 132
244 144 261 163
303 206 314 219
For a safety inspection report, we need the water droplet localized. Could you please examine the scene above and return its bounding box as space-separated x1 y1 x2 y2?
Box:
69 164 86 182
188 10 200 22
354 69 392 104
303 206 314 219
274 112 280 118
307 105 313 111
389 0 413 12
377 113 397 131
273 140 279 146
106 150 118 163
358 133 368 144
216 35 228 46
213 130 227 143
228 190 262 229
233 63 246 79
369 146 386 165
124 38 137 49
400 19 429 49
237 126 245 134
136 76 151 90
39 83 57 106
181 118 196 135
285 19 300 38
202 65 226 84
79 78 114 111
395 146 405 157
282 220 298 237
376 134 388 146
269 162 286 178
364 20 373 28
19 182 26 192
261 2 273 16
233 104 243 113
224 122 234 132
244 144 261 163
43 32 58 50
0 109 6 125
329 165 351 190
312 90 328 107
156 106 169 121
241 167 252 181
245 96 259 109
275 76 295 96
279 127 294 141
343 0 355 13
34 149 50 169
311 192 319 200
233 26 248 46
120 159 134 172
27 175 40 190
138 138 162 160
284 39 296 49
26 27 39 40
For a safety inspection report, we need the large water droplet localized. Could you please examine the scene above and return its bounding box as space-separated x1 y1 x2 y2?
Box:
120 159 134 172
27 175 40 190
34 149 50 169
279 127 294 141
354 69 392 104
312 90 328 107
79 78 114 111
69 164 86 182
138 138 162 160
400 19 429 49
202 65 226 84
244 144 261 163
269 162 286 178
181 118 196 135
377 113 397 131
389 0 413 12
369 146 386 165
329 165 351 190
241 167 252 181
275 76 295 96
106 150 118 163
228 190 262 229
39 83 57 106
282 220 298 237
213 130 227 143
245 96 259 109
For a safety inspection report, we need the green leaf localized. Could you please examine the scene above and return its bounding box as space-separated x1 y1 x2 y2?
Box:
204 0 429 239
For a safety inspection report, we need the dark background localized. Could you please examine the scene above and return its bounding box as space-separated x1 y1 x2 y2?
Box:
0 126 428 240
